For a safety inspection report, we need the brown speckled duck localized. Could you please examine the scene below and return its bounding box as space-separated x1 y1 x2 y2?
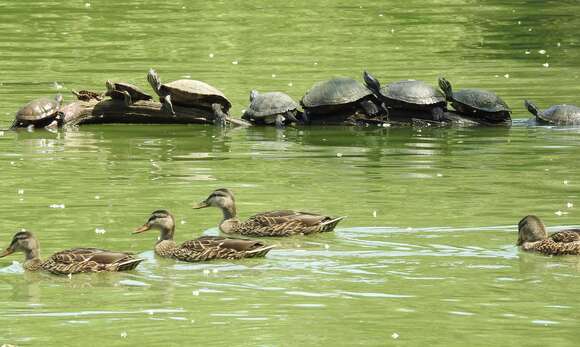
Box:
0 231 143 275
133 210 274 261
193 188 345 237
517 215 580 256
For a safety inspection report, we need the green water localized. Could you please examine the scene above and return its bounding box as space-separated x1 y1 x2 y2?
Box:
1 0 580 346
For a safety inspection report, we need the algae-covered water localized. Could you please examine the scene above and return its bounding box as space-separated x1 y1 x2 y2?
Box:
1 1 580 346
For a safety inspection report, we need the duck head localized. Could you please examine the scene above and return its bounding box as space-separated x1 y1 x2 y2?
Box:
0 231 40 260
134 210 175 241
517 215 548 246
193 188 237 218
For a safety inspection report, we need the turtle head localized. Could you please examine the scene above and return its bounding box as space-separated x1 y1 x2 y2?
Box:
517 215 548 246
363 71 381 95
134 209 175 241
250 90 259 102
438 77 453 100
105 80 115 95
147 69 162 95
1 231 40 259
524 100 540 118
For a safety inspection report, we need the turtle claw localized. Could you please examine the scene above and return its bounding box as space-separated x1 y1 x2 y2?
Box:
161 94 176 116
122 91 133 107
211 103 227 127
275 114 286 128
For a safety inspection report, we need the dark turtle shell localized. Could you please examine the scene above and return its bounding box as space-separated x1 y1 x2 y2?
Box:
106 81 152 101
16 95 62 121
243 91 298 119
439 78 510 113
525 100 580 125
381 80 445 105
301 77 372 108
160 79 231 111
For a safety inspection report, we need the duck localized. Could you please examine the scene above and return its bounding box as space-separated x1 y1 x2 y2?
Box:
0 231 144 275
517 215 580 255
133 209 274 261
193 188 345 237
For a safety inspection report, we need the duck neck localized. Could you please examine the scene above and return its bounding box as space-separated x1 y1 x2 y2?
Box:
157 225 175 243
24 248 40 262
23 248 42 271
219 204 239 233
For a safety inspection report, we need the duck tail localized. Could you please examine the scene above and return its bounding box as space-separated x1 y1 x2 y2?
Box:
320 216 346 232
116 258 145 271
246 245 276 258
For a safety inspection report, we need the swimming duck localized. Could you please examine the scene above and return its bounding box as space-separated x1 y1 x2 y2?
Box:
0 231 143 275
133 210 274 261
517 215 580 255
193 188 344 237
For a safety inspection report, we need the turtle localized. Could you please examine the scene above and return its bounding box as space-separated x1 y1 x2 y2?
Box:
72 90 104 102
242 90 302 127
105 80 152 106
300 77 385 124
439 77 511 124
147 69 231 126
363 71 447 121
525 100 580 126
13 94 63 129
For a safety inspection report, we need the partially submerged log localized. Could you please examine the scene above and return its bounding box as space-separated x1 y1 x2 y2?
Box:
59 99 250 127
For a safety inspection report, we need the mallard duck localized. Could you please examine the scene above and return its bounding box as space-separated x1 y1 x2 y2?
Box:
517 215 580 255
193 188 345 237
133 209 274 261
0 231 144 275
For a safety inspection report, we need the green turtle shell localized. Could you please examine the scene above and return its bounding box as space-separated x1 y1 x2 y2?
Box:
381 80 445 105
533 104 580 125
301 78 372 108
160 80 231 111
16 97 60 121
243 92 298 119
451 89 510 113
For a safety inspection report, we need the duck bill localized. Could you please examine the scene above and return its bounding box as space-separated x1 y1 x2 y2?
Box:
0 248 14 258
192 201 210 209
133 224 151 234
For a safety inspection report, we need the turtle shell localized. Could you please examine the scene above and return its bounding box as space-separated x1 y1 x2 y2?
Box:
536 104 580 125
161 80 231 111
381 80 445 105
16 97 60 121
451 89 510 113
244 92 298 118
301 77 372 108
109 82 152 101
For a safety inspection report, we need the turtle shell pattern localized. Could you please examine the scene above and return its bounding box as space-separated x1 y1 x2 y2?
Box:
161 80 231 111
381 80 445 105
16 97 60 121
244 92 298 118
537 104 580 125
301 77 372 108
451 89 510 113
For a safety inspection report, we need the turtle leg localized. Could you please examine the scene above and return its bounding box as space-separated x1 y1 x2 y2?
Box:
275 114 286 128
211 103 227 126
301 109 310 124
121 91 133 107
160 94 176 115
359 99 381 117
284 111 299 124
432 106 444 122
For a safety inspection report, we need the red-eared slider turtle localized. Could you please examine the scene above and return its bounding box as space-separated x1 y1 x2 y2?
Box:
72 90 103 102
13 94 63 128
439 77 511 124
105 80 152 106
147 69 231 126
525 100 580 126
242 90 302 127
364 71 446 121
300 77 385 124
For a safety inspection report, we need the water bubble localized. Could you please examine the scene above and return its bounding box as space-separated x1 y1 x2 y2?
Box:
95 195 100 200
49 204 65 209
538 49 546 55
555 210 565 216
517 21 521 25
557 42 561 47
372 210 377 218
120 332 127 338
67 273 72 279
17 189 24 195
336 152 343 158
192 290 200 296
182 75 191 79
436 173 443 177
232 60 239 65
567 202 574 208
528 28 533 32
203 269 210 275
180 220 186 225
209 53 214 58
378 14 384 17
504 74 510 79
543 62 550 68
95 227 106 235
392 333 400 339
288 82 293 87
391 29 395 33
85 3 91 8
314 62 318 66
324 244 330 249
563 180 569 185
525 50 530 55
